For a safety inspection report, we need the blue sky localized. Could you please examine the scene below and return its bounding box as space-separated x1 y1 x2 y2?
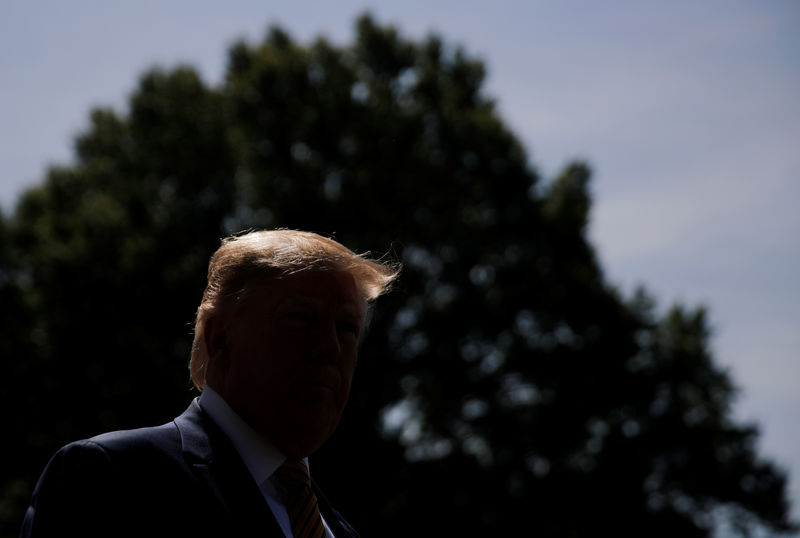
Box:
3 0 799 528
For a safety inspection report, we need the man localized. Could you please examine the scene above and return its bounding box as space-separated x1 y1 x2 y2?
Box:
21 229 400 537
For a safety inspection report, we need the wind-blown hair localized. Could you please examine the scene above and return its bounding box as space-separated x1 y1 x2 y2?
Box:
189 229 400 391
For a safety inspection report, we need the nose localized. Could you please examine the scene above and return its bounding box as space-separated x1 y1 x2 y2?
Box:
311 319 341 363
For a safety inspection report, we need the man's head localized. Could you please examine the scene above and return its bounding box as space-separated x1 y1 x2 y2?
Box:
189 229 398 457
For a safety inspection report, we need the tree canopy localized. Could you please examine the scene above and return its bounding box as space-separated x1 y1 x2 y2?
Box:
0 14 795 537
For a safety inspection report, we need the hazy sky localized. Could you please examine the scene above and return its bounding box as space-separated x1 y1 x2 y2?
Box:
3 0 799 527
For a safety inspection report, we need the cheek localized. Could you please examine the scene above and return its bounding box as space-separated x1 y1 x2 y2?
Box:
233 345 285 395
339 356 359 395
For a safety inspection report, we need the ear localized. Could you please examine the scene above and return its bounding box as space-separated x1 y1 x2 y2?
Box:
204 315 231 372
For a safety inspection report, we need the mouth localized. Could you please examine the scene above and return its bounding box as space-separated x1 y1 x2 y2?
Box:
295 380 337 393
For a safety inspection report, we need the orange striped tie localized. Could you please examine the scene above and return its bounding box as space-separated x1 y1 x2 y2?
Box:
274 458 326 538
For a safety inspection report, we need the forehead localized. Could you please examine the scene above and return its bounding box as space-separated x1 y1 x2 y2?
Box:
245 270 365 316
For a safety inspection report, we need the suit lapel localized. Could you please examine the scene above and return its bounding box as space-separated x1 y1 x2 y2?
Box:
175 400 285 537
312 478 361 538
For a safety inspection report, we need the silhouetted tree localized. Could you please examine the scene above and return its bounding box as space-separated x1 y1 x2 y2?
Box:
1 13 794 538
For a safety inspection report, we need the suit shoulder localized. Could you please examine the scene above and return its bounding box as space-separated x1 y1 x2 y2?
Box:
88 417 181 454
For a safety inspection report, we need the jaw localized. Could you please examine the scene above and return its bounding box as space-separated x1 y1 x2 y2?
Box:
262 399 345 458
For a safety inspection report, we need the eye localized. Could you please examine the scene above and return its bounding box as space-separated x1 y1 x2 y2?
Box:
337 321 360 338
281 311 314 326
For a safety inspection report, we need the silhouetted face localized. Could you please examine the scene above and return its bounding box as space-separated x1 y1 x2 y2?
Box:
212 270 365 458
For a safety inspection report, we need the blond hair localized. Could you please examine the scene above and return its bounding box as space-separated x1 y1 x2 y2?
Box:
189 229 399 390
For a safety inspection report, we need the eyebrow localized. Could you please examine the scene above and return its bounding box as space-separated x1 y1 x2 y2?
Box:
280 297 364 320
340 304 365 322
280 297 321 309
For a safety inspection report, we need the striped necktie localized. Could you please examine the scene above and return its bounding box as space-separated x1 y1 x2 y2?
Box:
274 458 327 538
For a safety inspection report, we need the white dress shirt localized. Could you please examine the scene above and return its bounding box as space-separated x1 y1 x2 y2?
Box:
198 386 334 538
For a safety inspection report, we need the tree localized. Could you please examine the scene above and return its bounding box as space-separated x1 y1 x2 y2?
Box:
1 13 794 537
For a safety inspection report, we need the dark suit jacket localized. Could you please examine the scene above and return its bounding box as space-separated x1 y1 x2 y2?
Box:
21 399 359 537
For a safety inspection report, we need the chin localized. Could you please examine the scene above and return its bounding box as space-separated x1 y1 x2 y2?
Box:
281 416 339 454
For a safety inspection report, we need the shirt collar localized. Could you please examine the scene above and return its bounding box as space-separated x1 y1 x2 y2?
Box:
198 385 286 486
